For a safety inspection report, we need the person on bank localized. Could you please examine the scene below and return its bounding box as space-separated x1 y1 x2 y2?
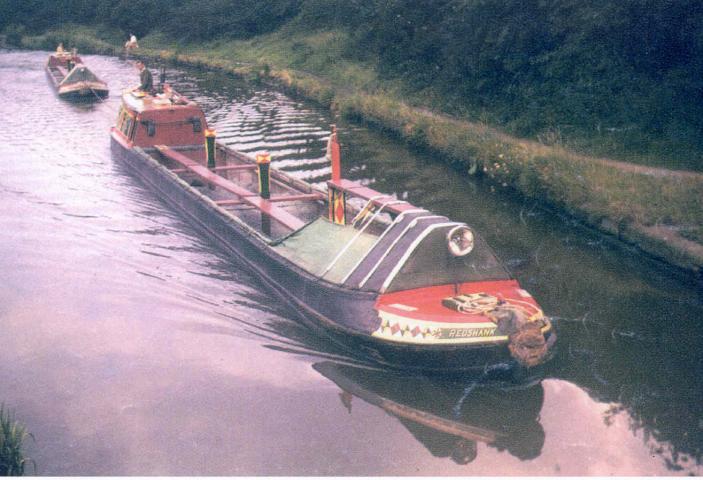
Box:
125 34 139 51
134 60 153 93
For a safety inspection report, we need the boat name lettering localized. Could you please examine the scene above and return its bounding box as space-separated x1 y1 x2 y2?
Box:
443 327 496 339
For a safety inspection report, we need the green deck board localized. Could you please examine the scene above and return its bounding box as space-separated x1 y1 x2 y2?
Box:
272 217 377 284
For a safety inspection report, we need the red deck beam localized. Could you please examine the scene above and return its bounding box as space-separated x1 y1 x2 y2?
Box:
214 193 322 206
327 179 417 214
171 164 257 174
156 145 306 231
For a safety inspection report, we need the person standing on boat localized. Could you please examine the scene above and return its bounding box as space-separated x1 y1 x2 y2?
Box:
135 60 154 94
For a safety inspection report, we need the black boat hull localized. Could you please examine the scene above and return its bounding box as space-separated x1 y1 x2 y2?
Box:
58 87 109 100
45 64 108 102
110 137 552 371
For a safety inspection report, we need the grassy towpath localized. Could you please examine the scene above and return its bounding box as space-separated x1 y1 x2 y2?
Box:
13 27 703 277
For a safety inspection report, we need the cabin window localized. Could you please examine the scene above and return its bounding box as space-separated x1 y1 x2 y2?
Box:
120 115 134 139
117 106 135 139
189 117 202 133
141 120 156 137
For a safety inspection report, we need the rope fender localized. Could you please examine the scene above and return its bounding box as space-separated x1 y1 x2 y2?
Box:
490 307 549 367
442 293 551 367
508 322 548 367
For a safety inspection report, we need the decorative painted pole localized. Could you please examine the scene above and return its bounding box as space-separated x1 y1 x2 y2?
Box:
205 129 216 169
326 125 345 224
256 151 273 236
328 188 346 225
328 124 341 183
256 151 271 199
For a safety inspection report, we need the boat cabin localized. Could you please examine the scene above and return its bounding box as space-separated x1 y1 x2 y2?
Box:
114 89 206 148
47 52 82 69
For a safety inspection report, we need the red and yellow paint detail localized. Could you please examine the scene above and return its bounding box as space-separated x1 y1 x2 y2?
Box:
375 310 504 345
328 187 346 225
373 280 548 345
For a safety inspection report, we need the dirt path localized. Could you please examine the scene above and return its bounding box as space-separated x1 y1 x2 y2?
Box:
414 107 703 180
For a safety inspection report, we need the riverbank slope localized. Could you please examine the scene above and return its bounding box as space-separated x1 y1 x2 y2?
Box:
9 27 703 277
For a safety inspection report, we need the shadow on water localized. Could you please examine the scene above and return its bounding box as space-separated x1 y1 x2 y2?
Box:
314 361 546 465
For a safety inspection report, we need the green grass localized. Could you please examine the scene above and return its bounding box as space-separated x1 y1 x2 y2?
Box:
681 226 703 244
0 404 33 476
338 92 703 228
16 24 122 56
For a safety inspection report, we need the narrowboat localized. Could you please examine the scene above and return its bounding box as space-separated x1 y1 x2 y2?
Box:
46 52 109 100
110 86 555 371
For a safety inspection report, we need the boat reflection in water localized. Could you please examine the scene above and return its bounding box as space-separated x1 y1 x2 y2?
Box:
314 361 545 464
223 297 545 465
236 282 700 472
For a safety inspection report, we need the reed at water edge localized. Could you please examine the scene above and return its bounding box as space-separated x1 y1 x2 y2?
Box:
0 404 33 476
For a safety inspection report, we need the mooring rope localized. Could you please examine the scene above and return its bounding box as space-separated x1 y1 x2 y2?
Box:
89 87 106 103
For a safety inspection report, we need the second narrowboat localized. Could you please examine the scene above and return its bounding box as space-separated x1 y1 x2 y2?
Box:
46 49 108 100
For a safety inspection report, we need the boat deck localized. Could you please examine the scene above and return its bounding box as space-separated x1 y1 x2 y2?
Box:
47 65 65 84
152 144 329 240
156 145 311 231
273 217 379 283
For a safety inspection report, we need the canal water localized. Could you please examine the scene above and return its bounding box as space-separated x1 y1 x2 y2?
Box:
0 49 701 475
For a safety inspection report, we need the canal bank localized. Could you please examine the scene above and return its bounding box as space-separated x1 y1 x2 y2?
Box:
8 28 703 278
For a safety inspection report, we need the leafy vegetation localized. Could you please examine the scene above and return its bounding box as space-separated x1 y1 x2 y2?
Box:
0 404 33 476
6 0 701 170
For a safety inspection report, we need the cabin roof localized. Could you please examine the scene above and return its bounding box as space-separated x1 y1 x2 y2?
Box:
121 90 199 114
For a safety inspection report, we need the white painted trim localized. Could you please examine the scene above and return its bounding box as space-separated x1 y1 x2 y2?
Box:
379 222 462 293
339 208 428 284
358 215 446 288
